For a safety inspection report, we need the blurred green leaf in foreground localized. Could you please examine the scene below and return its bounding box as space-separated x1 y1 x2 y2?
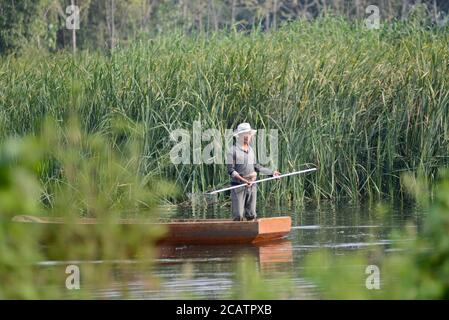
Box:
0 115 177 299
304 170 449 299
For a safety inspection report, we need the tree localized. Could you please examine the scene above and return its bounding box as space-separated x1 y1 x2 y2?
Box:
0 0 42 54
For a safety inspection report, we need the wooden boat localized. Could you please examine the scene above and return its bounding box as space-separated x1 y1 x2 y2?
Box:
12 215 291 245
159 217 291 244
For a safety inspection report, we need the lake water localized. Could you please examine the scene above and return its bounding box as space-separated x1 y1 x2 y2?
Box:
44 201 425 299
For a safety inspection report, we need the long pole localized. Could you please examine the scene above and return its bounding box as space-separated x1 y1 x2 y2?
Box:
205 168 317 195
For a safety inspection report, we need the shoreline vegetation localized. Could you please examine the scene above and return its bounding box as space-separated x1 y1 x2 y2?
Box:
1 18 448 206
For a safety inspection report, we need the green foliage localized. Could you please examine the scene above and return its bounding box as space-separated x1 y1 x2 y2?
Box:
0 115 177 299
304 251 382 299
408 169 449 299
227 255 296 299
41 115 177 218
1 18 448 204
0 0 42 54
0 133 46 298
303 169 449 299
2 1 449 54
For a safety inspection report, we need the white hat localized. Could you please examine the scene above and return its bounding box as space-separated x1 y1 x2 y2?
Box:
233 123 257 137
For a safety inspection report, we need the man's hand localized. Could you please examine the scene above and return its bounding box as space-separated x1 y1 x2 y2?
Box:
236 174 253 187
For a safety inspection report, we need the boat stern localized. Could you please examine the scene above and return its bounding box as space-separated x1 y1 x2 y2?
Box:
254 216 292 243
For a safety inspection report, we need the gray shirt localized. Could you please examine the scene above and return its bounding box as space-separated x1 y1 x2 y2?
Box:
226 144 274 184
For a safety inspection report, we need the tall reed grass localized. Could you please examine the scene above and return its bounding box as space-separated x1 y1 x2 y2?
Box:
1 18 448 205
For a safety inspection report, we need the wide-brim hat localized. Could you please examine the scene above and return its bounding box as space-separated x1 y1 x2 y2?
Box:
233 122 257 137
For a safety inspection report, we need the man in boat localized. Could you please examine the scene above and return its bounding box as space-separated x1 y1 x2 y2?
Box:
226 123 280 221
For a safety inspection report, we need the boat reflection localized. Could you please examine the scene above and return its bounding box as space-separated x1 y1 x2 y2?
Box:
156 239 293 270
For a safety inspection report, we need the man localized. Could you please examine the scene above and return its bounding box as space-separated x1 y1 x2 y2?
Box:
226 123 280 221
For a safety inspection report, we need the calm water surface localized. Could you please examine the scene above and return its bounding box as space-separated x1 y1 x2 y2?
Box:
45 201 425 299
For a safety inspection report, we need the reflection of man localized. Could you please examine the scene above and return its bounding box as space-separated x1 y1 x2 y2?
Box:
226 123 280 221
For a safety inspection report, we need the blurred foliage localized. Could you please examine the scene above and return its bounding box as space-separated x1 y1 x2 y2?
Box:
0 0 42 54
227 255 296 299
0 115 177 299
304 169 449 299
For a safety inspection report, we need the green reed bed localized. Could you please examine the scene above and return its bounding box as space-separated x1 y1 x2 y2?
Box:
0 18 448 206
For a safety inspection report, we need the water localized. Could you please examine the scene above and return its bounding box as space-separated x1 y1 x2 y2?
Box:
44 201 425 299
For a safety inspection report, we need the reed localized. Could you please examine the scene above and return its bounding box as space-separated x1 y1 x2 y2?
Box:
1 18 448 206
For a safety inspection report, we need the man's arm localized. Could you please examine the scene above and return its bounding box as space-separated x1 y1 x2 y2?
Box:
254 163 274 176
226 147 238 177
255 163 281 178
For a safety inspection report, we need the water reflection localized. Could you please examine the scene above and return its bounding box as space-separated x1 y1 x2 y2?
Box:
157 240 293 270
41 201 424 299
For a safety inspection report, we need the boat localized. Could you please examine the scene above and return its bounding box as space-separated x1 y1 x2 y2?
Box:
11 215 292 245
